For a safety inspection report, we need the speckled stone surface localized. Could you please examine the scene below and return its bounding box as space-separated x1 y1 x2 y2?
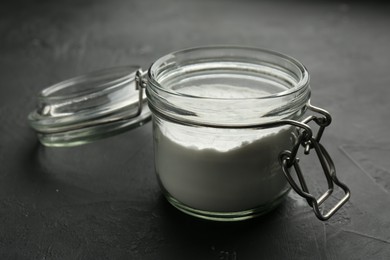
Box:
0 0 389 259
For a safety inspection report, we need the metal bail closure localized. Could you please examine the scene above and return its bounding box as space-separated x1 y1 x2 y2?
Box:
28 66 151 147
280 103 351 221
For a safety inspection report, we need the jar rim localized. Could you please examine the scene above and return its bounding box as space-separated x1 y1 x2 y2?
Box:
148 45 309 101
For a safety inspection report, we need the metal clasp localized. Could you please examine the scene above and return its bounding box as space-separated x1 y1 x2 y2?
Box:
280 103 351 221
135 69 147 116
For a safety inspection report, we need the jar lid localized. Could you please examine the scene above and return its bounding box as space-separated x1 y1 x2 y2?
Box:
28 66 151 147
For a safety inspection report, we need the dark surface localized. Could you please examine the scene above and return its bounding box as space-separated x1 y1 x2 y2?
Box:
1 0 390 259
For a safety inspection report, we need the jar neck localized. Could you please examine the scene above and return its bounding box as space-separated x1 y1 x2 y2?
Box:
146 46 311 127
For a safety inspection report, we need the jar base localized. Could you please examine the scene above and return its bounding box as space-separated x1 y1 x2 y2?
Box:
164 190 290 222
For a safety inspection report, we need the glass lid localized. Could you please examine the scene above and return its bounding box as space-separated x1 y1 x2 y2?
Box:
28 66 151 147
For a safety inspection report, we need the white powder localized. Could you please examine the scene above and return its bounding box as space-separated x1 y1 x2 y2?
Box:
154 123 294 213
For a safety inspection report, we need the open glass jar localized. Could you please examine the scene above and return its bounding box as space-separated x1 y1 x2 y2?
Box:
29 46 350 221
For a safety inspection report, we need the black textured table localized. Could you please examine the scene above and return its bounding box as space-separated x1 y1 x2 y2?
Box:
1 0 390 259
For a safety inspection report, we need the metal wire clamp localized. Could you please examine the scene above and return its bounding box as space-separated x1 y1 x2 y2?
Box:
280 103 351 221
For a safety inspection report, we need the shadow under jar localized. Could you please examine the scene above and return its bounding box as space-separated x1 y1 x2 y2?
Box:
28 46 350 222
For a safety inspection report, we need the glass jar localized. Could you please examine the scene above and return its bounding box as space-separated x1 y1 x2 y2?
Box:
28 46 350 221
146 47 309 220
